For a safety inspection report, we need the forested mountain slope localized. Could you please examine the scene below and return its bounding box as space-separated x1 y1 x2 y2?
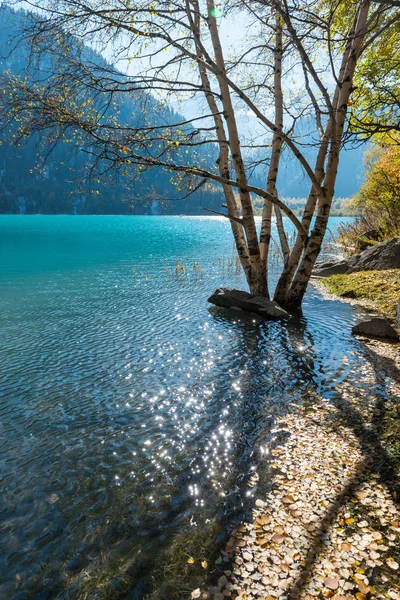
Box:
0 7 364 215
0 7 224 214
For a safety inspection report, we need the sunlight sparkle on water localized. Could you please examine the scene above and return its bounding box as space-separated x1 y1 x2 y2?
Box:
0 215 364 596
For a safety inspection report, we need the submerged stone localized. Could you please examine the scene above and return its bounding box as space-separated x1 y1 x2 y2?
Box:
352 317 399 341
208 288 290 320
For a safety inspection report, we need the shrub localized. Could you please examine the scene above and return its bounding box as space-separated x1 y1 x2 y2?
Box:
338 138 400 254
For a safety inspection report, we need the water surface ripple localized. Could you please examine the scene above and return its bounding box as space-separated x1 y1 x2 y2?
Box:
0 215 376 598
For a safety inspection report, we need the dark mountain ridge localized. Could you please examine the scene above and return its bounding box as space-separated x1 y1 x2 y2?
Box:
0 7 364 215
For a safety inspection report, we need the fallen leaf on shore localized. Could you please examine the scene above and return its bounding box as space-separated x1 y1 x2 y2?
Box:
358 582 370 594
271 533 285 543
387 558 399 570
340 542 352 552
282 494 295 504
324 577 339 590
356 491 368 500
192 392 400 600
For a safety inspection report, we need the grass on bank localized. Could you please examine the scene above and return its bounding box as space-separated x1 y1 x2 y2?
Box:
322 269 400 323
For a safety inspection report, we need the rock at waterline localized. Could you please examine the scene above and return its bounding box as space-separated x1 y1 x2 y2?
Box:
312 258 349 277
348 236 400 272
313 236 400 277
352 317 399 341
208 288 290 320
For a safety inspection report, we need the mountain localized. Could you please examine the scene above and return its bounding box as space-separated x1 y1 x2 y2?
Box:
0 7 224 215
0 7 365 215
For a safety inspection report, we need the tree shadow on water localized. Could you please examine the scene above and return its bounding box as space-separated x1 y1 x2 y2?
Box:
128 309 326 599
203 308 320 514
14 313 398 600
203 310 400 600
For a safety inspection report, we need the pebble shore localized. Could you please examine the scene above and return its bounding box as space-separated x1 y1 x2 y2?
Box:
192 340 400 600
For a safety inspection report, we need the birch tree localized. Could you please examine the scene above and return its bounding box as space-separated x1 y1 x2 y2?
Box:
1 0 399 308
264 0 400 307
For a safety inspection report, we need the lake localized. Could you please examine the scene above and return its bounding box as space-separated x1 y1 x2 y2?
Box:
0 215 377 598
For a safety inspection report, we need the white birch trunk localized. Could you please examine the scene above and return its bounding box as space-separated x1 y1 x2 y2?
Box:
186 0 253 287
206 0 266 296
274 1 369 307
260 15 289 283
287 0 371 308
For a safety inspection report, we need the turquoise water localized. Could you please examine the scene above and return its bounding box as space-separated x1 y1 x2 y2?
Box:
0 215 376 598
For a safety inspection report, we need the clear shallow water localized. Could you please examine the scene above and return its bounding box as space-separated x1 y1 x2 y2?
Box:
0 215 376 598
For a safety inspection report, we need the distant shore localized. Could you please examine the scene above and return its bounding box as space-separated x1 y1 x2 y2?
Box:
0 211 358 217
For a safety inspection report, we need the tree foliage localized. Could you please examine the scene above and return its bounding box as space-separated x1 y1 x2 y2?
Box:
353 137 400 235
349 19 400 139
1 0 399 307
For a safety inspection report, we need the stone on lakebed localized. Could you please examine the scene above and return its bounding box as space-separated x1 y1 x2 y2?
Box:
352 317 399 341
208 288 290 320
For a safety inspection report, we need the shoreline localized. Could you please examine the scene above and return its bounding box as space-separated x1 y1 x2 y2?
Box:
192 282 400 600
194 373 400 600
312 274 399 385
311 274 400 378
